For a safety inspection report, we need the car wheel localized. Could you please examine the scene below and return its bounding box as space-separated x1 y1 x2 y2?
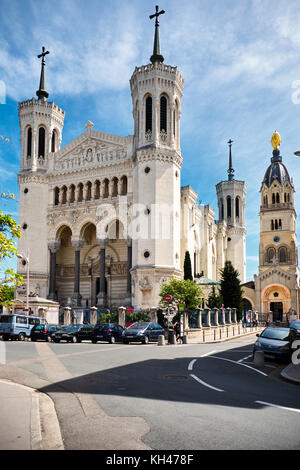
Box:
18 333 26 342
143 335 149 344
72 336 78 343
109 336 116 344
31 338 36 342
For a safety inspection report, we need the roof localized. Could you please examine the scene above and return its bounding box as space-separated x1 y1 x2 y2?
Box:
262 150 291 188
195 276 220 286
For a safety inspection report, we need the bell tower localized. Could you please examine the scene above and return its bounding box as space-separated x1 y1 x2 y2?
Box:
129 6 184 308
216 140 247 282
17 47 65 299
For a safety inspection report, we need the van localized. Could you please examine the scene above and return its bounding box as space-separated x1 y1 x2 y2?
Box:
0 314 46 341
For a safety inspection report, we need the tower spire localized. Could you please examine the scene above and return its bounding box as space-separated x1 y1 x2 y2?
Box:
227 139 234 180
36 46 50 101
149 5 165 64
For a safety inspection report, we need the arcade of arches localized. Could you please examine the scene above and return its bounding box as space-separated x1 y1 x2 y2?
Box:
48 221 132 308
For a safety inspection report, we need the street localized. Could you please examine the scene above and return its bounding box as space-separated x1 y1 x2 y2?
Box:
0 333 299 450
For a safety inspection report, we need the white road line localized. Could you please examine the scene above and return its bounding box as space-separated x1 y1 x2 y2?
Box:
255 401 300 414
237 354 253 363
188 359 197 371
190 374 224 392
207 355 268 377
187 351 217 371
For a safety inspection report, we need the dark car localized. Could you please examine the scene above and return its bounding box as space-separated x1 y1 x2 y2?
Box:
253 327 297 361
122 321 165 344
290 320 300 336
52 324 94 343
91 323 124 344
30 324 60 342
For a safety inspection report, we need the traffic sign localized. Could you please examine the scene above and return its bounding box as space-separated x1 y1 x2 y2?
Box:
164 294 172 302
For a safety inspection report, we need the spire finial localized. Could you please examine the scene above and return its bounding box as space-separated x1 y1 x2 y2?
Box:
227 139 234 181
149 5 165 64
36 46 50 101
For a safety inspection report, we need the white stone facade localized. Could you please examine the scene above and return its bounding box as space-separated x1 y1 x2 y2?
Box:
17 57 246 310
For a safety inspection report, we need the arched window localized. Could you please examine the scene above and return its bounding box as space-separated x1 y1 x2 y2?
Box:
160 96 167 132
54 187 59 206
227 196 231 219
271 220 274 231
279 219 282 230
38 127 46 158
220 198 224 220
77 183 83 202
268 248 275 263
27 127 32 159
279 247 287 263
86 182 92 201
287 193 290 202
51 130 57 152
112 178 118 197
284 193 287 203
103 179 109 198
61 186 67 204
276 193 280 203
145 96 152 133
235 197 240 219
94 180 100 199
69 185 75 203
272 193 275 204
121 175 127 195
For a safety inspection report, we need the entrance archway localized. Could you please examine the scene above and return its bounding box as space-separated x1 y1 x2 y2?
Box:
261 284 291 318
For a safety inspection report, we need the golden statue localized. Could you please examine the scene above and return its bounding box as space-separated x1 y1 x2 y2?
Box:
271 130 282 150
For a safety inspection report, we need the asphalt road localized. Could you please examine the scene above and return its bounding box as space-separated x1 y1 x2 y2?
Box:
0 334 299 450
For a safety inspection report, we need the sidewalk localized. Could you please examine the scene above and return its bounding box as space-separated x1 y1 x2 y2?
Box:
0 379 64 450
281 363 300 384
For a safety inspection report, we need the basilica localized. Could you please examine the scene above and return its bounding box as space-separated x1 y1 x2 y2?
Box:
16 11 254 313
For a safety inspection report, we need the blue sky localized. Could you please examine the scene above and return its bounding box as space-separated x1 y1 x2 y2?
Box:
1 0 300 281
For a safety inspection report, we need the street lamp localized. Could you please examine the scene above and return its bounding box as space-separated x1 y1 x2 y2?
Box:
17 250 29 314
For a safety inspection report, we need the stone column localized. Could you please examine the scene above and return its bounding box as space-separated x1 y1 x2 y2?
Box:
227 308 232 324
48 242 60 301
221 308 226 325
32 129 37 171
206 309 211 328
213 308 219 326
118 306 126 328
72 240 83 307
232 308 237 324
197 309 202 328
125 238 132 306
97 239 108 307
90 306 98 325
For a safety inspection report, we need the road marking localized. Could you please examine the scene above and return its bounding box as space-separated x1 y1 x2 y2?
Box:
188 359 197 371
188 351 218 371
207 355 268 377
255 401 300 414
237 354 253 363
190 374 224 392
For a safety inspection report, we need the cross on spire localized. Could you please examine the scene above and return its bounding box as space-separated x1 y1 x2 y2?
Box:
36 46 50 100
227 139 235 181
149 5 165 64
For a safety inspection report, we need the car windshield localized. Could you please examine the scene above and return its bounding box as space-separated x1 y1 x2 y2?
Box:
0 316 12 323
260 328 291 341
127 322 149 330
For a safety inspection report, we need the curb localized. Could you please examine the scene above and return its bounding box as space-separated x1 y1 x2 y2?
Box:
186 329 263 345
0 379 64 450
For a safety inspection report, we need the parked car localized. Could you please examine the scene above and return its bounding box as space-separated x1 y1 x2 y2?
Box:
52 324 94 343
91 323 124 344
290 320 300 336
31 324 61 342
122 321 165 344
0 314 45 341
253 327 297 361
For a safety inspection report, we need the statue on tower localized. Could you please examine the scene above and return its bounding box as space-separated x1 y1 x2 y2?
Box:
271 130 282 150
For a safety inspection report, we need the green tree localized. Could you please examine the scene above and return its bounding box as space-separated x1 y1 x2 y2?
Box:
219 261 243 319
207 285 222 309
159 278 203 311
183 251 193 281
0 194 23 307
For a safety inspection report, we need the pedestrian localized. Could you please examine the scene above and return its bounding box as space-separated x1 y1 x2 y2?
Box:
174 322 181 342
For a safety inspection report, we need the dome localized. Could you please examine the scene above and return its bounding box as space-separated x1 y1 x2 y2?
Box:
262 150 291 188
